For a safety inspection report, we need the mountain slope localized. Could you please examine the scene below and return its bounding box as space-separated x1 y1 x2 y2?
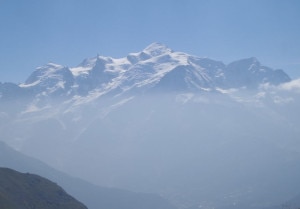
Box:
0 167 87 209
0 141 177 209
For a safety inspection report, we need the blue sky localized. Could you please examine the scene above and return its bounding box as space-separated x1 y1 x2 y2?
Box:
1 0 300 83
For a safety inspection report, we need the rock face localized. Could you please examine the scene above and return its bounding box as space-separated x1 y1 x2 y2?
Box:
224 57 291 88
0 167 88 209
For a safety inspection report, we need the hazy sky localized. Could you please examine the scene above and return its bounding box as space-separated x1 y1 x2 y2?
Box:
1 0 300 83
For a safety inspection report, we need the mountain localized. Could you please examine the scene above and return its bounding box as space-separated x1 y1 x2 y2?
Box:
0 141 177 209
0 43 291 115
0 43 299 209
0 42 291 122
0 167 87 209
225 57 290 88
18 43 290 98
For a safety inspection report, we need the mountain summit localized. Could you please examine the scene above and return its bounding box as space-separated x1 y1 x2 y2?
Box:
15 43 291 100
0 43 292 116
143 42 173 56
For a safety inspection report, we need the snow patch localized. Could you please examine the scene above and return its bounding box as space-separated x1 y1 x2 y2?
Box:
20 80 41 87
176 93 194 104
100 96 134 118
21 104 51 114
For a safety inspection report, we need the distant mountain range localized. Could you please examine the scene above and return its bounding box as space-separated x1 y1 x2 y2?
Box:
0 42 292 122
1 43 299 209
1 43 291 103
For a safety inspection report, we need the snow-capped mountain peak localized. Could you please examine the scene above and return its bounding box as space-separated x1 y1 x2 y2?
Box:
11 43 291 104
143 42 173 57
21 63 66 86
20 62 74 96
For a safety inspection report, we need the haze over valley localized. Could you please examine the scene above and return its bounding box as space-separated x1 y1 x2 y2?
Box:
1 43 300 209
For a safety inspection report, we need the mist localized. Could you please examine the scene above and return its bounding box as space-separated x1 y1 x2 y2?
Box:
1 82 300 209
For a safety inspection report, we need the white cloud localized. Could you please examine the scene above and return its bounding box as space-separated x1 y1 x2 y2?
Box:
273 96 294 105
279 78 300 93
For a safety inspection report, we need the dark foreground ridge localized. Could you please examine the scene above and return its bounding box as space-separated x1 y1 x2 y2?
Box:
0 167 88 209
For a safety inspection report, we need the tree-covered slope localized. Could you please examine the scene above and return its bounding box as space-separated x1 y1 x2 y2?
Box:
0 167 87 209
